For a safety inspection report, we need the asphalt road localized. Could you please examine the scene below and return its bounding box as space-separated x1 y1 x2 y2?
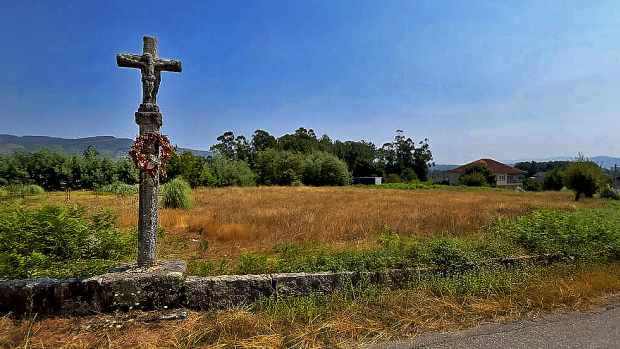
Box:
369 303 620 349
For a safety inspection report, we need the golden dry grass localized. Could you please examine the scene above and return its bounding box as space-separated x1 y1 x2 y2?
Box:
30 187 599 261
1 263 618 348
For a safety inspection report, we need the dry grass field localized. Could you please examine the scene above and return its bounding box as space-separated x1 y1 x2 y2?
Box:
4 187 616 348
28 186 600 262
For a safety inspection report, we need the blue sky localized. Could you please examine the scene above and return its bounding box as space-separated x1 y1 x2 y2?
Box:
1 1 619 163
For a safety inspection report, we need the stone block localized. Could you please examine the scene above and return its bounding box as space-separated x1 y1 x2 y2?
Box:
0 278 97 316
84 260 186 311
271 271 355 297
184 274 273 310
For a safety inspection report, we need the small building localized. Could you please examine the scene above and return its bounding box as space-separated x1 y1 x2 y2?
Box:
352 176 383 185
447 158 524 187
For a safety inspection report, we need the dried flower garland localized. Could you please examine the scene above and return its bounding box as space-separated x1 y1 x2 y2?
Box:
129 133 174 177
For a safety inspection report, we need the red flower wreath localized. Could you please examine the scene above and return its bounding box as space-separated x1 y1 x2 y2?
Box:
129 133 174 177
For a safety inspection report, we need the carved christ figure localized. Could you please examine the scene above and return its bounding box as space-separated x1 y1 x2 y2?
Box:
141 53 158 104
117 37 182 105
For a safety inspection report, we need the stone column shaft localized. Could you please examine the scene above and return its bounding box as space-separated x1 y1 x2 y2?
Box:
135 105 163 267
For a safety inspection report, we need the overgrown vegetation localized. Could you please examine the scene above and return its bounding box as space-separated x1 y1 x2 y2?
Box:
563 160 605 200
0 204 133 279
1 184 45 196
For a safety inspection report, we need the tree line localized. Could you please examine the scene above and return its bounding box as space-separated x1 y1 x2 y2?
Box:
0 128 434 190
514 158 617 200
0 146 138 190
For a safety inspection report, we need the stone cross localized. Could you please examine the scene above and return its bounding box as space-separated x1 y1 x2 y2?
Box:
117 36 182 267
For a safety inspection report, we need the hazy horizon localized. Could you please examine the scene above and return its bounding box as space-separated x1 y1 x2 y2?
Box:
2 1 620 163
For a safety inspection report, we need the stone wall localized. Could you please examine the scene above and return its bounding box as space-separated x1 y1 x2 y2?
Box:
0 255 561 317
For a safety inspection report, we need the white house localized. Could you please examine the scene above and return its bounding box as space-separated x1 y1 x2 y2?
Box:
447 158 524 187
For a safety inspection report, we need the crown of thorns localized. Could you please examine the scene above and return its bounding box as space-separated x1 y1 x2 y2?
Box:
129 133 174 177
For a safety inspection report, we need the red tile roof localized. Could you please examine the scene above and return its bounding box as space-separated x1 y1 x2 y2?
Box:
448 158 524 175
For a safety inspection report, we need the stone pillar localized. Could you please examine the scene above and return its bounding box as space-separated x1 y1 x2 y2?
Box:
135 103 163 267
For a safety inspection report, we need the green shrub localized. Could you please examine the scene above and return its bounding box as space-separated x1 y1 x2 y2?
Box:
0 204 131 279
4 184 45 196
494 207 620 260
302 151 351 186
543 168 564 190
458 164 495 187
255 149 304 185
563 161 604 200
210 155 256 187
236 253 270 274
422 239 480 274
600 184 620 200
383 173 402 183
458 172 488 187
522 178 542 192
401 168 418 182
161 177 192 209
199 165 217 187
96 181 138 196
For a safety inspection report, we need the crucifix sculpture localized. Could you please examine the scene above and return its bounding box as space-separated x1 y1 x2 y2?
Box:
117 36 182 267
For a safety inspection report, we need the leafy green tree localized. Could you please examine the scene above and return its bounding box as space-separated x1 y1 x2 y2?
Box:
331 140 381 177
401 168 418 182
0 155 28 185
302 151 351 186
379 130 433 181
198 164 217 187
563 160 604 201
166 151 205 187
543 167 564 191
114 157 139 185
277 127 320 153
515 161 570 177
254 149 304 185
251 129 277 152
209 154 256 187
234 135 252 164
65 147 117 189
412 138 433 181
210 131 237 160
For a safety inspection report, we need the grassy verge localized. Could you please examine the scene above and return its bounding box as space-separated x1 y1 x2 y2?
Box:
1 262 618 348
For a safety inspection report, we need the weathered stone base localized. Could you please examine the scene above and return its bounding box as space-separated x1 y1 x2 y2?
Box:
0 255 562 316
0 261 186 316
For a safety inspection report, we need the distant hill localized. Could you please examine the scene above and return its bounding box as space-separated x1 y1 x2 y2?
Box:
0 134 211 158
505 156 620 169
